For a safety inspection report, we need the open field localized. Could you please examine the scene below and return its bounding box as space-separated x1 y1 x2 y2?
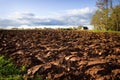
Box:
0 30 120 80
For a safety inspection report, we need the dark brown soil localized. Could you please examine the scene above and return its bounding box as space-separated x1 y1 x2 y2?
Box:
0 30 120 80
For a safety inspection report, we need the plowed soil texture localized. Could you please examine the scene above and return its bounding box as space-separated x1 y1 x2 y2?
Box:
0 30 120 80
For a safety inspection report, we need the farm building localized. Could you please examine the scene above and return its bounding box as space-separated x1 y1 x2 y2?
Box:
81 26 88 30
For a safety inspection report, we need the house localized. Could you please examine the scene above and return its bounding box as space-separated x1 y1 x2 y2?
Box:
81 26 88 30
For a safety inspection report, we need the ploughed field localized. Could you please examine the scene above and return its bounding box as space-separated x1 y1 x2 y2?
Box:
0 30 120 80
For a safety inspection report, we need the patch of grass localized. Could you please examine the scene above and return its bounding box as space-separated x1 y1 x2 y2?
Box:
0 55 43 80
0 55 26 79
91 30 120 33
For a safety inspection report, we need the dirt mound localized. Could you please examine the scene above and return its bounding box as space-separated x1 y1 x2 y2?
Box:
0 30 120 80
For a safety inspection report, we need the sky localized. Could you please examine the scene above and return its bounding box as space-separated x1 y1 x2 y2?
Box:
0 0 97 29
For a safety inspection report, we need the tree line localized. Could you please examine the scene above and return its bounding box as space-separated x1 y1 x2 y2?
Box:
91 0 120 31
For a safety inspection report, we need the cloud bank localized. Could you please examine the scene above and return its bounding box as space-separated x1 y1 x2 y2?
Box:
0 7 94 29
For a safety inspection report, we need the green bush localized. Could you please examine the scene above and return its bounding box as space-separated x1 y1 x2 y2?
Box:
0 55 26 79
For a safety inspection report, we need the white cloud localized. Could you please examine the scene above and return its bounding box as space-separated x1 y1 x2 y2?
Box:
9 12 35 19
66 7 93 16
0 7 95 29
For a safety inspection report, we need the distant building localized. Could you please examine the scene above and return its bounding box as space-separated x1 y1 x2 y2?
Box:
81 26 88 30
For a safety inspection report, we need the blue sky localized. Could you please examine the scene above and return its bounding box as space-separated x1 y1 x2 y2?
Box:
0 0 97 29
